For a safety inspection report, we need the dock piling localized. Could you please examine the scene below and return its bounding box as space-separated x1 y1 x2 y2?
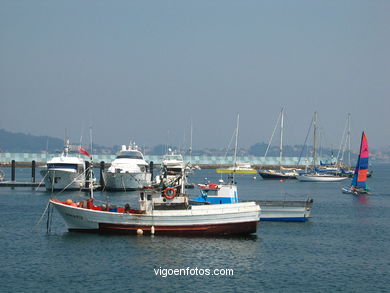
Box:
150 161 154 181
11 160 16 181
31 160 36 183
100 161 105 188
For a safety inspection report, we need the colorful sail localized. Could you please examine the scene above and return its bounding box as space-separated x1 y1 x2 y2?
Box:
351 132 369 189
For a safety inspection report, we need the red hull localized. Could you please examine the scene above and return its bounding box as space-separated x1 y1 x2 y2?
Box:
69 220 259 236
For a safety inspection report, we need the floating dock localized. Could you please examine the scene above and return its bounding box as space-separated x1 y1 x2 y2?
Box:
0 181 42 188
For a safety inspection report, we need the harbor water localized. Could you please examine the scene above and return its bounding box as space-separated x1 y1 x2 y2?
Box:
1 165 389 292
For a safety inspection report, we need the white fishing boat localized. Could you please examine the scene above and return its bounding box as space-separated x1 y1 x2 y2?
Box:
49 169 260 236
191 179 313 222
40 141 92 191
102 144 152 191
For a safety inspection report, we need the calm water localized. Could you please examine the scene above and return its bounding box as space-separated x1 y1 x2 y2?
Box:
1 165 389 292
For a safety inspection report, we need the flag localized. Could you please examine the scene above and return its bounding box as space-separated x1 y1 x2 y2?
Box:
78 146 91 159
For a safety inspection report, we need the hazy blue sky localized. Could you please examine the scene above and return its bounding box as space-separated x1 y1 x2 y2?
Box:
1 0 389 151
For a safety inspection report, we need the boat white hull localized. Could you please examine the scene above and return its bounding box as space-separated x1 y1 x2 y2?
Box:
102 172 151 191
296 175 348 182
256 200 313 221
49 200 260 236
40 169 85 191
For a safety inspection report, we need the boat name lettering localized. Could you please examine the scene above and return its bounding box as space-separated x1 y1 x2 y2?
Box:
64 212 83 220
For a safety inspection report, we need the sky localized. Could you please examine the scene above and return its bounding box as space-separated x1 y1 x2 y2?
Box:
1 0 389 151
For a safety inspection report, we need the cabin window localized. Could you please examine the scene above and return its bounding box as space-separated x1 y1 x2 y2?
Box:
48 163 78 169
116 151 143 160
205 190 218 196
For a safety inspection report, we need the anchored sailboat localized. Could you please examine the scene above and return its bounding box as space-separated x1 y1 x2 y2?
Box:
296 112 348 182
342 132 370 195
258 108 299 179
216 114 257 174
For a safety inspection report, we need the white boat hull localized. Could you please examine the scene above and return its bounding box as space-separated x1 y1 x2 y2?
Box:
49 200 260 236
296 175 348 182
40 169 85 191
102 172 151 191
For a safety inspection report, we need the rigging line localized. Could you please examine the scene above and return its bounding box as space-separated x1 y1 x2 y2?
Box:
55 165 92 196
32 201 51 232
297 115 314 166
336 116 349 162
121 176 127 192
262 110 282 168
35 171 48 191
47 204 54 234
223 128 236 160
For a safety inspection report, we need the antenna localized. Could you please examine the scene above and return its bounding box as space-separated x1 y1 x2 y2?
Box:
89 126 93 154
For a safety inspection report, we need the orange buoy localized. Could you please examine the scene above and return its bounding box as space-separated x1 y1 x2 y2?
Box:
66 199 73 205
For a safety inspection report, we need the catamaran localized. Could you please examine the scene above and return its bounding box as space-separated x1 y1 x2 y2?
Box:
342 132 370 195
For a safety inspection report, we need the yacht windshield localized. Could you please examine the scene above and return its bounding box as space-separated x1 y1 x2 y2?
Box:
116 151 143 160
165 155 183 161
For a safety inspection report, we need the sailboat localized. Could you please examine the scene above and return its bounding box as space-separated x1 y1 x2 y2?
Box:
296 112 348 182
258 108 299 179
216 114 257 174
341 132 370 195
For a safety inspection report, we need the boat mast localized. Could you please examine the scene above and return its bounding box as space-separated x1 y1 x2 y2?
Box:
347 113 351 168
313 112 318 167
279 108 284 170
233 113 239 169
189 119 193 164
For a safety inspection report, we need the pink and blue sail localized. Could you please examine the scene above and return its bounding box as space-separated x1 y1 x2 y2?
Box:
351 132 369 189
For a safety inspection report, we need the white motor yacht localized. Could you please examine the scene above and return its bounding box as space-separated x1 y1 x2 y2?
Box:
102 144 151 191
40 141 91 191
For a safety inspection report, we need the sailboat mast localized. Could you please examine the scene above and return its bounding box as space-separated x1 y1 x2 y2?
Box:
279 108 284 170
189 119 193 164
233 114 239 168
347 113 351 168
313 112 318 167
